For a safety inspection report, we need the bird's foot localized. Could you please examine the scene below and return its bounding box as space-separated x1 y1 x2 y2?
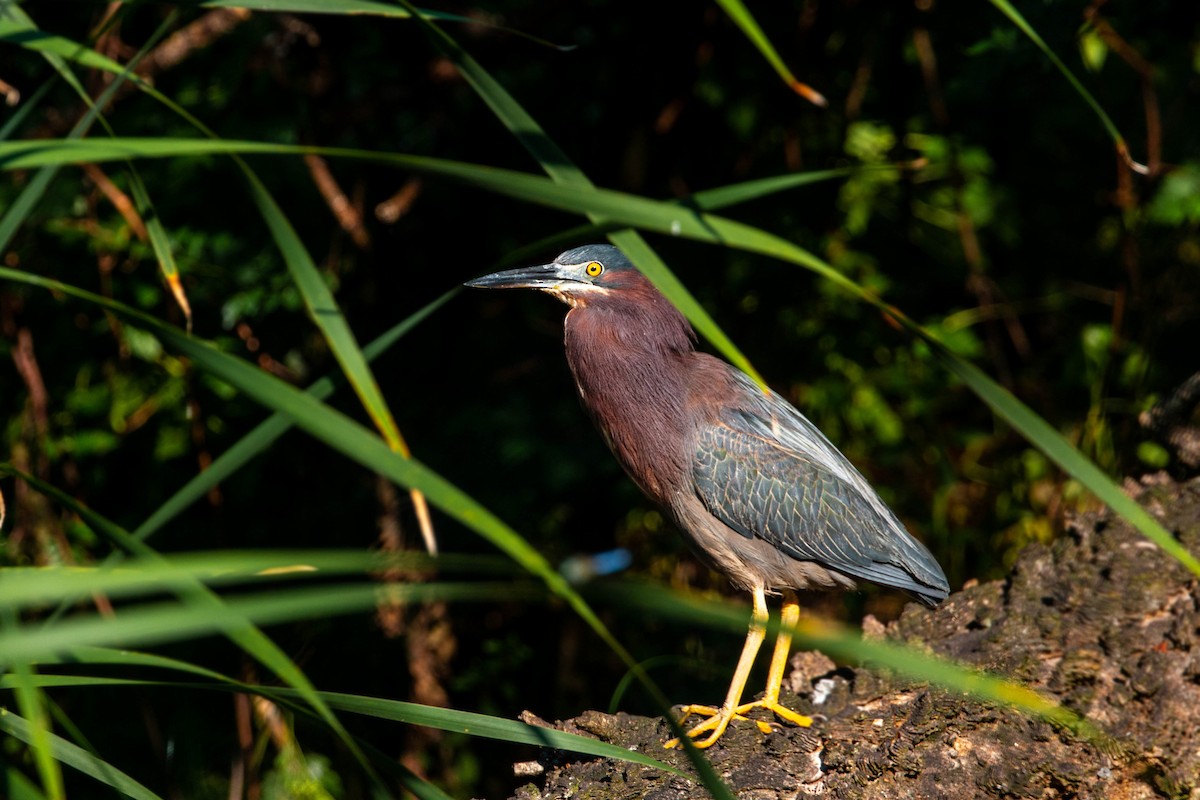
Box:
733 697 814 728
664 700 811 749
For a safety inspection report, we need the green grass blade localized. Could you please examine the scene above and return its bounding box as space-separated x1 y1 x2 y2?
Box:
0 668 688 779
0 78 53 141
0 549 511 608
0 550 378 607
0 266 634 671
126 171 192 330
0 7 160 253
0 710 164 800
4 767 45 800
50 645 241 683
985 0 1141 171
596 581 1110 745
499 166 864 265
5 655 458 800
2 466 387 787
236 160 440 561
931 346 1200 576
197 0 454 18
1 18 436 554
395 0 760 391
196 0 569 47
0 18 128 75
133 289 452 543
2 634 64 800
288 688 689 777
687 167 860 208
0 583 537 664
713 0 826 105
0 136 859 300
0 140 1191 578
239 168 401 447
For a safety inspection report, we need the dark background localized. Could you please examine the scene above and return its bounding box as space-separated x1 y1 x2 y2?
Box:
2 1 1199 796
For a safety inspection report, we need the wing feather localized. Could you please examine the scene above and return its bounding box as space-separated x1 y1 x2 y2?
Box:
691 373 949 604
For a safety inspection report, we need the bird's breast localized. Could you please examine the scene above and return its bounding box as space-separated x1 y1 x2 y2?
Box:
565 327 691 505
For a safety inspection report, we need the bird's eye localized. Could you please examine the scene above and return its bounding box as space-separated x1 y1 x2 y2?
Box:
585 261 604 278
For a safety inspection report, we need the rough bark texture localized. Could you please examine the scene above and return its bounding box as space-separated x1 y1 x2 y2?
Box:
509 474 1200 799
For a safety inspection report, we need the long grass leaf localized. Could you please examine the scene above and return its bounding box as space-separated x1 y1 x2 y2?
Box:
0 21 171 797
0 78 53 142
0 583 536 663
0 550 375 607
713 0 826 105
1 19 437 556
594 581 1111 746
196 0 570 47
985 0 1142 171
395 0 759 395
2 631 64 800
236 162 438 554
6 657 457 800
0 141 1188 578
0 267 636 678
0 670 688 778
0 711 164 800
133 290 452 542
932 348 1200 575
0 549 516 609
1 466 387 787
289 688 689 777
127 171 192 329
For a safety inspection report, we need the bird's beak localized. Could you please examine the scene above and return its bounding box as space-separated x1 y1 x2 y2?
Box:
464 262 578 292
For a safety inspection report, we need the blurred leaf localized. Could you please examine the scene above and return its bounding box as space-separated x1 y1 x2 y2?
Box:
1147 163 1200 226
1136 441 1170 469
1078 26 1108 73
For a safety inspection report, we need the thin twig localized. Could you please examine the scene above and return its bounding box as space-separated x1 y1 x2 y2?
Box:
81 163 149 241
375 178 424 224
304 153 371 250
141 9 253 77
0 77 20 106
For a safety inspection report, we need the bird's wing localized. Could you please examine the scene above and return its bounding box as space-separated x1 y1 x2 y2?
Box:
691 372 949 603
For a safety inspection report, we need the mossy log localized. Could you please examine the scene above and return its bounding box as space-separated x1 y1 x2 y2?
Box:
508 474 1200 799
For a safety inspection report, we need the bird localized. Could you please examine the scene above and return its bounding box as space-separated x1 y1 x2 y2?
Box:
465 244 949 749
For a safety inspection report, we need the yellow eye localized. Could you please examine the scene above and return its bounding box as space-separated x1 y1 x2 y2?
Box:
585 261 604 278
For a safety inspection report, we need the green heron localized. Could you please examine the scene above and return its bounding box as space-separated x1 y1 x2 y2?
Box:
466 245 949 748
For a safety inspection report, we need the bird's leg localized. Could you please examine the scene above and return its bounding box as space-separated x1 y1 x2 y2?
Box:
731 589 813 728
665 586 769 749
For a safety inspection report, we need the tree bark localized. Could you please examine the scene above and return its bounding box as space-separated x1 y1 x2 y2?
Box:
509 474 1200 799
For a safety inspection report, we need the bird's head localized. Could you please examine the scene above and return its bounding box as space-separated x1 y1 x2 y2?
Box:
464 244 643 308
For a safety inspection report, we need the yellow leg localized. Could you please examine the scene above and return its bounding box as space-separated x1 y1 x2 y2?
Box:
665 585 768 749
665 588 812 750
732 590 813 727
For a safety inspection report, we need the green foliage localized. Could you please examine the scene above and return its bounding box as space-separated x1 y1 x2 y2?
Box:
1 1 1198 798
